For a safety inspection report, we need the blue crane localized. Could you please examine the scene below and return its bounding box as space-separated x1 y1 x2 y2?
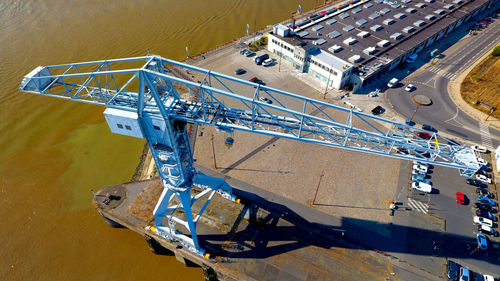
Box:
20 55 479 255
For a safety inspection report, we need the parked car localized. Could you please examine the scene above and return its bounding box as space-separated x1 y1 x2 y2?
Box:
413 164 428 173
254 54 269 65
476 188 494 199
476 169 491 178
456 192 466 205
259 97 272 104
412 174 425 182
406 54 418 63
240 48 249 55
245 50 255 57
478 224 499 237
475 202 493 212
234 68 246 75
483 275 495 281
416 132 431 139
413 160 429 166
387 77 399 88
467 179 486 188
371 105 384 115
249 77 260 83
476 174 492 184
415 178 431 185
476 233 488 250
446 260 460 281
471 145 488 153
459 267 469 281
412 169 427 177
477 157 488 166
473 216 494 227
422 124 437 133
476 209 498 221
477 195 496 206
411 181 432 193
473 273 485 281
262 58 274 66
404 84 415 92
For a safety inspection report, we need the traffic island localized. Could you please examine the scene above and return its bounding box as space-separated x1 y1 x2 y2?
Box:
412 95 432 106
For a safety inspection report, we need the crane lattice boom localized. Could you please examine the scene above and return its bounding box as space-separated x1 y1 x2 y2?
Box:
20 55 479 254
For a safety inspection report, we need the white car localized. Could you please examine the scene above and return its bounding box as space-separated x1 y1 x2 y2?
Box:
412 181 432 193
413 161 428 167
262 58 274 66
387 78 399 88
477 157 488 166
476 174 492 184
413 164 428 173
471 145 488 153
484 275 494 281
473 216 493 227
412 169 426 176
405 84 415 92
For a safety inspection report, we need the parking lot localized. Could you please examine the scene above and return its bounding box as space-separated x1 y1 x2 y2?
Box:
403 150 500 278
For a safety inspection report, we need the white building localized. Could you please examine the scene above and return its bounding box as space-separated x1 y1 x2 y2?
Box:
268 25 354 90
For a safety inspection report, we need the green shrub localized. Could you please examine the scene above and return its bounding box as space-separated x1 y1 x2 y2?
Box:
492 45 500 57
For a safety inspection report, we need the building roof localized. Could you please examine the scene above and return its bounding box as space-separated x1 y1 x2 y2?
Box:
277 0 488 78
310 49 353 71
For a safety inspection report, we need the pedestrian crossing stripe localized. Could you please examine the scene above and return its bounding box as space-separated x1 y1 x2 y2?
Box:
408 198 429 213
479 122 494 150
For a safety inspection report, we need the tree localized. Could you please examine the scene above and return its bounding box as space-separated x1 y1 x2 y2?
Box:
492 45 500 57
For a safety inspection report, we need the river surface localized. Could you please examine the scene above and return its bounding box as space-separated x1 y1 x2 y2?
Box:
0 0 315 280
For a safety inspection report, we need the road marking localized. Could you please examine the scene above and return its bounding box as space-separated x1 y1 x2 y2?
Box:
479 122 494 150
408 198 429 214
444 107 460 123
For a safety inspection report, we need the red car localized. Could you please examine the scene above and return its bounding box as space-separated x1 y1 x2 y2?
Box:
417 132 431 139
249 77 259 82
456 192 466 205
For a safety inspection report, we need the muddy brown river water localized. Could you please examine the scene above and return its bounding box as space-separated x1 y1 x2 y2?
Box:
0 0 317 280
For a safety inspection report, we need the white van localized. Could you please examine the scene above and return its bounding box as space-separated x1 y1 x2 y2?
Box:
387 78 399 88
412 181 432 193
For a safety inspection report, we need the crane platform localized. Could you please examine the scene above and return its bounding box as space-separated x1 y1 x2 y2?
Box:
93 165 395 281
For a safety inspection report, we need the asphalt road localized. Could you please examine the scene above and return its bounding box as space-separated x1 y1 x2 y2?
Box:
386 11 500 150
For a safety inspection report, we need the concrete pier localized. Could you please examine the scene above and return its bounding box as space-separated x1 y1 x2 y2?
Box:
93 164 396 281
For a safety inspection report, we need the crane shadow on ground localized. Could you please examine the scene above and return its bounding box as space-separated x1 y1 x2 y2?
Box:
196 188 500 266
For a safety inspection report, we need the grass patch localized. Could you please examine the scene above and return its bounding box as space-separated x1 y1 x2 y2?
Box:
461 53 500 119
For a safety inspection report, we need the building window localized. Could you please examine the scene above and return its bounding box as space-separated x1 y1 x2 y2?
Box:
153 125 161 130
125 125 132 130
117 124 123 129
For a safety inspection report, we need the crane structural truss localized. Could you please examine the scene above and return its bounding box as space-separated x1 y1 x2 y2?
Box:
20 55 479 255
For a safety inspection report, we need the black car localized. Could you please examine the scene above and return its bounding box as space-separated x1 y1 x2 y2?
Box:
467 179 486 188
254 54 269 65
446 260 460 281
476 188 494 199
422 124 437 133
475 202 493 212
371 105 384 115
473 272 485 281
476 170 491 178
476 209 498 221
234 68 246 75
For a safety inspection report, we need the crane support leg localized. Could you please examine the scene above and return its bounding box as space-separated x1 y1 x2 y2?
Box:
152 177 236 255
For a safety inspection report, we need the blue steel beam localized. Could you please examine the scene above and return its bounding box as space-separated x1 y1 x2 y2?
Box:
20 55 479 176
20 55 480 255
